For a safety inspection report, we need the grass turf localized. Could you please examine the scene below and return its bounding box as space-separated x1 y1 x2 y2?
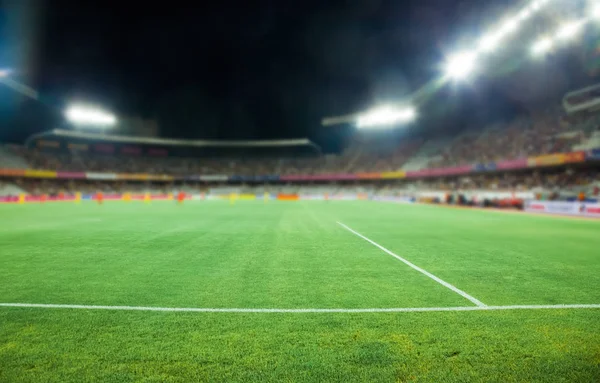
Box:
0 201 599 382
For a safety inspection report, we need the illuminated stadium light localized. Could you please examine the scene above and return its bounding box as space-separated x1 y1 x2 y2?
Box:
478 33 501 53
444 51 477 80
530 17 588 58
531 37 553 56
498 18 520 36
65 104 117 127
528 1 541 12
528 0 548 12
476 0 553 55
556 20 585 41
594 5 600 19
517 8 532 21
322 0 560 127
356 106 417 128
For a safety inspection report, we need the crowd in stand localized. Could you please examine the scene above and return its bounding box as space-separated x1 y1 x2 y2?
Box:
3 138 424 176
428 106 599 168
6 179 176 196
1 105 599 178
397 169 599 195
3 168 598 200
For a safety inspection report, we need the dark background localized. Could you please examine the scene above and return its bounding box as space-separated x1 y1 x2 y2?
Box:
0 0 596 150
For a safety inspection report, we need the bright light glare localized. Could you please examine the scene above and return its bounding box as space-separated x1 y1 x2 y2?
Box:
65 105 117 127
356 106 417 128
594 5 600 19
445 51 477 80
478 34 501 53
0 69 11 78
529 0 544 12
532 37 553 56
499 19 519 35
517 8 532 21
477 0 551 55
556 21 584 41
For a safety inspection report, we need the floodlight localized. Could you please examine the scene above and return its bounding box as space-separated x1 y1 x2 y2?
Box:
529 0 543 12
65 104 117 127
499 19 519 36
478 34 501 53
532 37 553 56
445 51 477 80
517 8 532 21
556 21 584 41
0 69 11 78
356 106 417 128
594 5 600 19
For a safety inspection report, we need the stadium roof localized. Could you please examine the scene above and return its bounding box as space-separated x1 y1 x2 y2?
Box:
25 129 322 152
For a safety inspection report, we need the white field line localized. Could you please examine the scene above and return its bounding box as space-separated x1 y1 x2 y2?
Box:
0 302 599 313
336 221 487 308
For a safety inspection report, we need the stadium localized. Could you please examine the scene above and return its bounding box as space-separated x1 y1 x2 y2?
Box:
1 0 600 382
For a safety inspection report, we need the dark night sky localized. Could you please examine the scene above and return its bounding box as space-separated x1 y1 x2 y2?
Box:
0 0 596 146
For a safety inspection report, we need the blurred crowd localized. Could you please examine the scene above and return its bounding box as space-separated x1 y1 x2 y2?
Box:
0 105 599 178
2 179 176 196
395 169 599 195
2 139 423 176
428 106 599 168
2 168 598 201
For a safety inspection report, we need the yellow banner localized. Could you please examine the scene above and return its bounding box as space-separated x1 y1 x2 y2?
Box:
24 169 57 178
381 171 406 179
117 173 149 181
37 140 60 148
529 154 565 167
223 194 257 200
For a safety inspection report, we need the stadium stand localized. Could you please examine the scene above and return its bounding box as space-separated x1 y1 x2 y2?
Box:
0 180 26 197
425 105 597 169
2 100 599 177
400 137 449 171
0 145 29 169
1 89 600 207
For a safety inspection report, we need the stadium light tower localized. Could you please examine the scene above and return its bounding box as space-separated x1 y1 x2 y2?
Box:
531 37 553 57
356 105 417 129
65 104 117 128
478 33 501 53
444 51 478 80
556 21 584 41
320 0 558 127
594 5 600 19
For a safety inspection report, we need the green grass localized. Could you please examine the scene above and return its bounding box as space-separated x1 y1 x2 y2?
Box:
0 201 599 382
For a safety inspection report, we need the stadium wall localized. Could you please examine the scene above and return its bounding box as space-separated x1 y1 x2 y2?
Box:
524 201 600 218
3 192 600 219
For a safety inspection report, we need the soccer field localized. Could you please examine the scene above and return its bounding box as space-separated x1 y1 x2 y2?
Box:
1 201 599 382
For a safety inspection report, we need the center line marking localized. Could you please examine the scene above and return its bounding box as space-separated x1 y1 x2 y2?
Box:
337 221 487 307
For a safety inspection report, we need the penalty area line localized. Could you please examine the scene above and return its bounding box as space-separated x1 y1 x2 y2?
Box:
336 221 487 308
0 303 599 313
